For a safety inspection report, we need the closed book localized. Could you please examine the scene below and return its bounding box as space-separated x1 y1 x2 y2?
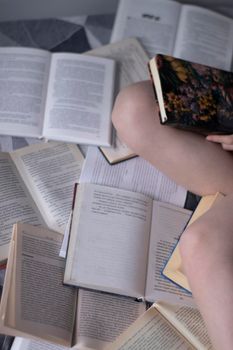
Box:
148 54 233 134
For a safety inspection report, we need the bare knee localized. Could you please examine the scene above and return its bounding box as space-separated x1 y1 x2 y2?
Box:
112 80 161 151
179 222 212 281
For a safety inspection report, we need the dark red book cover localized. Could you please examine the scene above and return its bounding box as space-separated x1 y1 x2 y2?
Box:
153 54 233 134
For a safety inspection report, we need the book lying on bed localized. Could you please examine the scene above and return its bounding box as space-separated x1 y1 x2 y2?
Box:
0 223 146 349
163 192 224 292
111 0 233 71
148 54 233 135
64 182 192 302
0 47 115 147
0 141 84 263
106 301 213 350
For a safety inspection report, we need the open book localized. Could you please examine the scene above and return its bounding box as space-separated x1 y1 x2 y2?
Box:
106 301 213 350
111 0 233 70
0 223 146 349
0 141 84 262
163 192 224 292
64 183 192 302
0 47 115 147
86 38 149 164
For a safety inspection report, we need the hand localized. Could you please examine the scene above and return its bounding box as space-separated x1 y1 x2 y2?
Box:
206 134 233 151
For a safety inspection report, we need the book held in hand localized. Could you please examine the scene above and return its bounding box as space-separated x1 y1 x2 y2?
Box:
148 54 233 134
0 47 115 147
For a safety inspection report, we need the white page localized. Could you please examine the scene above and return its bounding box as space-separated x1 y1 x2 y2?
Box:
0 47 51 137
76 289 146 350
111 0 181 58
43 53 115 147
145 201 194 306
174 5 233 70
80 147 187 207
65 183 152 298
11 142 84 233
0 136 13 152
11 337 71 350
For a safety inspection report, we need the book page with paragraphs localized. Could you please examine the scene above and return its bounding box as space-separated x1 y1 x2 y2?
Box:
0 47 51 138
105 306 192 350
79 147 187 207
174 5 233 70
43 53 115 147
111 0 182 58
155 302 213 349
64 183 152 298
0 153 45 262
2 224 77 346
75 289 146 349
10 142 84 233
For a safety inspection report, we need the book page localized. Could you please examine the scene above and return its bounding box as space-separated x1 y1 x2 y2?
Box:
75 289 146 349
10 142 84 233
174 5 233 70
43 53 115 147
79 147 187 207
105 306 191 350
65 183 152 298
11 337 71 350
156 302 213 349
7 224 77 346
0 47 51 137
145 201 194 306
0 153 45 262
86 38 149 90
86 38 149 163
111 0 181 57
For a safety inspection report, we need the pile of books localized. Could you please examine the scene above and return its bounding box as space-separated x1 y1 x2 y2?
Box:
1 0 233 349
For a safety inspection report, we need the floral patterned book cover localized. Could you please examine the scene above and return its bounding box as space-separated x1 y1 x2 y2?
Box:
149 54 233 134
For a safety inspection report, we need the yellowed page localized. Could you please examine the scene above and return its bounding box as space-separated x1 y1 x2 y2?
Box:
105 306 192 350
10 142 84 233
155 302 213 349
0 152 45 262
0 226 16 331
1 223 77 346
163 193 224 292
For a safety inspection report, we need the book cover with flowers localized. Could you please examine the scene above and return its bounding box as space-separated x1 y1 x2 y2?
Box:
149 54 233 134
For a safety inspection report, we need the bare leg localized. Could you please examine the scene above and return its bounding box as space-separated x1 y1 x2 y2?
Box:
180 194 233 350
113 81 233 349
112 81 233 196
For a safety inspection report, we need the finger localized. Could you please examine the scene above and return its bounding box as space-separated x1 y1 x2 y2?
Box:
206 135 233 145
222 143 233 151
